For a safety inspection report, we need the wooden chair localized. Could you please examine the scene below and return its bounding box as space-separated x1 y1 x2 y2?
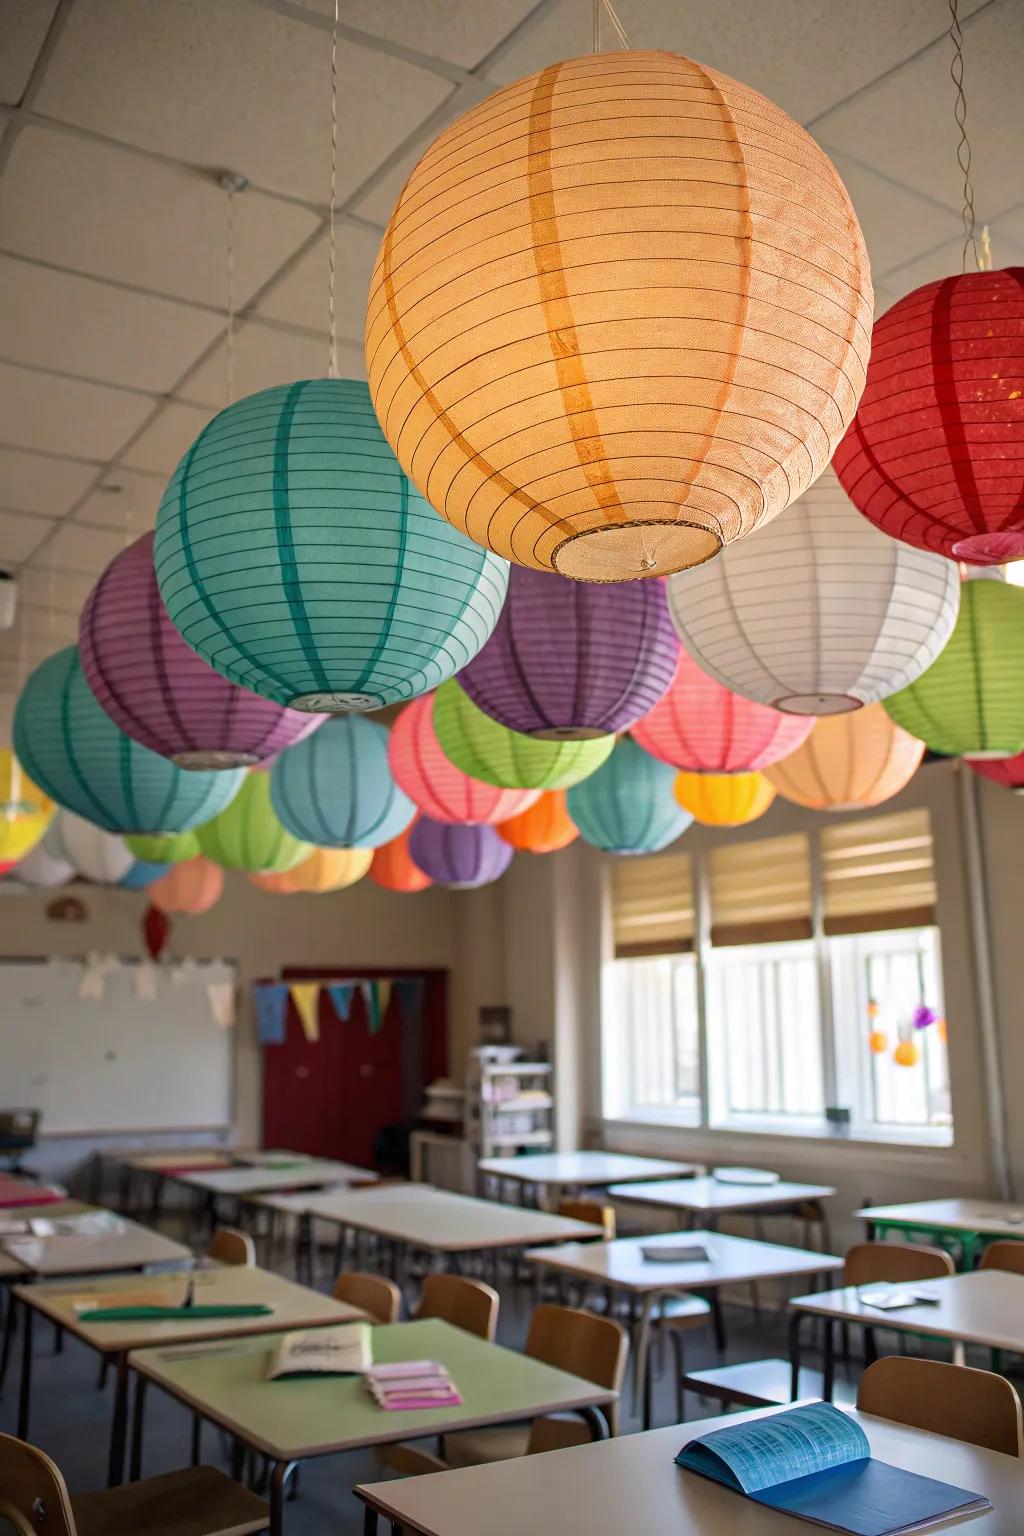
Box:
414 1273 499 1341
557 1198 616 1240
980 1241 1024 1276
844 1241 955 1285
0 1432 268 1536
333 1270 402 1323
207 1225 256 1267
858 1357 1024 1457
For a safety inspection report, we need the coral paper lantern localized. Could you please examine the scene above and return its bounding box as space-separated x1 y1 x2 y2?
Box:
666 471 961 716
154 379 508 713
833 269 1024 564
0 749 53 865
366 50 871 583
497 791 578 854
409 818 514 889
13 647 245 834
673 771 776 828
457 567 678 738
250 846 372 895
764 703 924 811
55 811 134 884
567 737 692 854
883 578 1024 758
388 695 540 824
125 830 201 865
370 824 433 892
433 680 613 790
195 774 311 872
149 856 224 915
968 751 1024 794
271 716 415 849
631 652 813 772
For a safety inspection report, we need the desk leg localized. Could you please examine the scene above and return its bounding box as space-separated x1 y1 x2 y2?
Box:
362 1507 379 1536
822 1320 835 1402
129 1370 147 1481
17 1297 32 1438
107 1353 130 1486
633 1292 658 1431
0 1284 17 1394
270 1460 296 1536
788 1309 804 1400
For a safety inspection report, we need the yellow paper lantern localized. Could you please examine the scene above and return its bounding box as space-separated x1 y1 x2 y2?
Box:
0 750 54 865
868 1030 888 1055
367 50 871 582
894 1039 920 1068
249 847 372 895
673 770 776 827
764 704 924 812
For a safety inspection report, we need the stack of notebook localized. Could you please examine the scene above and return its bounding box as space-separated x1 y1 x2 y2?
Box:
366 1360 462 1411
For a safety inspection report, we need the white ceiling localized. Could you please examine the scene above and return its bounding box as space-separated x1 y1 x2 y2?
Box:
1 0 1022 734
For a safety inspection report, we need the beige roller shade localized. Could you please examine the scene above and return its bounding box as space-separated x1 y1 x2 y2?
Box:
612 852 694 958
709 833 812 947
822 808 936 935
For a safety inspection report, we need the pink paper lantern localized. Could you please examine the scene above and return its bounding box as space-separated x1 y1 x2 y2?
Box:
388 695 540 824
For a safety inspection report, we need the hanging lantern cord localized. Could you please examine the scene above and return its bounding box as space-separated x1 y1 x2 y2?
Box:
328 0 339 379
218 171 248 405
600 0 631 48
948 0 981 274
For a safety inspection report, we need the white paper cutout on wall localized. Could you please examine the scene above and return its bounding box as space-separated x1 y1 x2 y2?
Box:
206 981 236 1030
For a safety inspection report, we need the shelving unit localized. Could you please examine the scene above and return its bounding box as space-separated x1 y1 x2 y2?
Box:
464 1053 554 1159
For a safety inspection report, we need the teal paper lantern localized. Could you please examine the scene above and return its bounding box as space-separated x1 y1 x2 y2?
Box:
567 737 693 854
120 859 172 890
13 648 245 835
271 716 415 849
154 379 509 714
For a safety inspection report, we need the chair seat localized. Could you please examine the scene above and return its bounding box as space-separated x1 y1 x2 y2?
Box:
681 1357 856 1410
654 1293 712 1327
71 1466 269 1536
443 1423 531 1468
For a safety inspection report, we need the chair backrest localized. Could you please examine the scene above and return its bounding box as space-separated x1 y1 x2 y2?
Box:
557 1198 616 1240
0 1434 77 1536
414 1273 499 1340
858 1357 1023 1457
844 1241 954 1286
333 1270 402 1324
207 1225 256 1266
525 1304 628 1434
979 1240 1024 1277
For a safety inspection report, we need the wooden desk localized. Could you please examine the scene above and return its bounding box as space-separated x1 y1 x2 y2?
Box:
131 1316 616 1536
12 1263 364 1487
790 1268 1024 1400
478 1151 701 1208
180 1160 378 1198
857 1197 1024 1268
610 1176 836 1220
1 1213 192 1278
356 1405 1021 1535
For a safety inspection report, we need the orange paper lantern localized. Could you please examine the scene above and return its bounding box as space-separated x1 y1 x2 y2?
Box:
367 50 871 582
764 704 924 812
497 790 578 853
673 771 775 827
868 1030 888 1055
894 1039 920 1068
148 856 223 915
250 847 372 895
370 824 433 892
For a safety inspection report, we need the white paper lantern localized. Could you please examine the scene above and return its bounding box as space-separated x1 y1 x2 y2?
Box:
55 811 135 885
13 824 74 887
666 471 961 715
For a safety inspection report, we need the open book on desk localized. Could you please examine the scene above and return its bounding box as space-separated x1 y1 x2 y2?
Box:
676 1402 990 1535
267 1322 372 1380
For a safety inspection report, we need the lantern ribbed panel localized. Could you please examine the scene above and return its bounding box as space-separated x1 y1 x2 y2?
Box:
969 752 1024 792
408 818 514 888
80 533 325 769
388 695 540 824
149 856 224 914
12 648 246 835
270 716 415 849
366 50 871 583
497 790 578 853
370 824 433 892
120 859 171 890
665 472 962 715
566 737 692 854
433 679 614 789
195 774 311 872
154 379 509 713
882 578 1024 757
457 566 678 737
57 812 135 884
250 847 373 894
832 269 1024 564
631 652 813 771
0 749 53 863
764 703 924 810
124 830 200 865
673 770 776 827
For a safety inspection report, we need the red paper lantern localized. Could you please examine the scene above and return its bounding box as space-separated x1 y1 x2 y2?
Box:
143 903 170 959
833 269 1024 564
968 751 1024 793
369 824 432 892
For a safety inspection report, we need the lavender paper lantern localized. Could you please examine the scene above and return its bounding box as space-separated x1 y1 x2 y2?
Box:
80 533 325 769
409 818 513 889
458 566 679 739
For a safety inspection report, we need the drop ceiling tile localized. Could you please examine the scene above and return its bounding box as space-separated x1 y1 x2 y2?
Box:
992 203 1024 247
18 566 97 613
35 0 453 205
181 318 365 409
0 125 320 309
297 0 546 70
16 608 81 645
0 362 154 459
826 154 964 281
257 224 381 338
0 508 53 565
881 231 1024 301
34 520 131 576
350 146 424 227
0 256 222 394
0 447 97 518
120 401 215 477
0 0 60 105
74 469 164 533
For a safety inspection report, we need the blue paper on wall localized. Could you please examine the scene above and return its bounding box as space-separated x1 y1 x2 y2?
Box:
254 983 289 1046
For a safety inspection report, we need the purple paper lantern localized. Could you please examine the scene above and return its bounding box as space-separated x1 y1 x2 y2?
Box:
409 818 514 889
80 533 325 770
457 566 679 740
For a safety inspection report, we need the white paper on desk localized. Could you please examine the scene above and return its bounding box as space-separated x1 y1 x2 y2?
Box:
859 1286 940 1311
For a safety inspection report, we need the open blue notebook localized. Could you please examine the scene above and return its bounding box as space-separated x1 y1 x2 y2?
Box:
675 1402 990 1535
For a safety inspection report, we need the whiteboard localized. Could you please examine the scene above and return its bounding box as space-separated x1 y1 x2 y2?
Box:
0 958 234 1134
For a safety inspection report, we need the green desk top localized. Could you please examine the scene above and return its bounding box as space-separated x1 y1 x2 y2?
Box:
130 1317 616 1461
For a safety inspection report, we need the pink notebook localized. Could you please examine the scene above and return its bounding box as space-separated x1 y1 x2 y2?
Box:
366 1360 462 1411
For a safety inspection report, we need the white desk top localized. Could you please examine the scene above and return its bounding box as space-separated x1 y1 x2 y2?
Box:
790 1269 1024 1353
301 1185 602 1252
857 1198 1024 1238
179 1160 378 1196
356 1405 1021 1535
609 1177 836 1214
478 1151 701 1187
1 1216 191 1277
525 1229 841 1293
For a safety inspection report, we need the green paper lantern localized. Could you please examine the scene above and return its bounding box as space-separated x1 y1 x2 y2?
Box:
883 578 1024 757
195 773 312 872
125 829 201 865
567 737 693 854
432 679 614 789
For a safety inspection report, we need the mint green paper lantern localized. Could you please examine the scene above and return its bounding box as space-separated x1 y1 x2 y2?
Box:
154 379 509 714
567 737 692 854
12 647 244 835
195 773 311 872
432 679 614 789
125 829 201 864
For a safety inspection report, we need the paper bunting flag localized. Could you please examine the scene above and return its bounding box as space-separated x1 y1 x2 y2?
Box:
207 980 236 1030
327 982 355 1022
377 979 393 1024
254 983 289 1046
78 951 116 1001
359 980 381 1035
290 982 321 1043
394 977 425 1028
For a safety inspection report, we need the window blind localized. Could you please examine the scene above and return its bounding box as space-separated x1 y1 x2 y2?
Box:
821 808 936 935
612 852 694 957
709 833 812 946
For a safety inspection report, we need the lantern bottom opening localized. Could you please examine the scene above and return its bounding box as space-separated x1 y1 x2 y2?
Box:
772 692 863 716
953 529 1024 564
173 749 259 770
552 520 721 582
530 724 611 742
289 690 381 713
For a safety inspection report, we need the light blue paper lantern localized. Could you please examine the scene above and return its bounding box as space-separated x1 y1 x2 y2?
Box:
567 737 692 854
154 379 509 714
120 860 172 890
271 715 415 849
13 647 245 835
